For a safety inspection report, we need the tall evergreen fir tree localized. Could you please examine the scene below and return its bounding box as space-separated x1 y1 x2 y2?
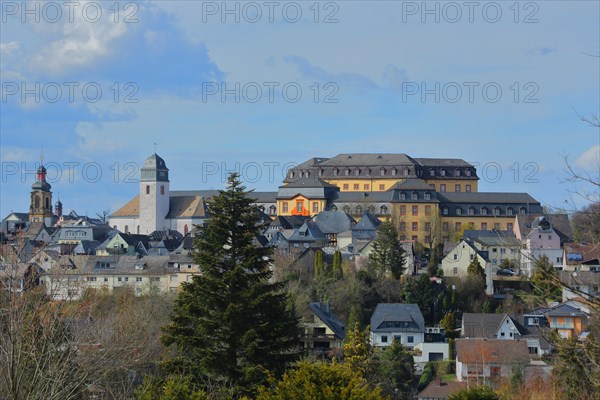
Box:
367 221 406 279
160 174 299 396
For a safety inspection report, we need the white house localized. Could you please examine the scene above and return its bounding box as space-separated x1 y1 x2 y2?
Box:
370 303 425 348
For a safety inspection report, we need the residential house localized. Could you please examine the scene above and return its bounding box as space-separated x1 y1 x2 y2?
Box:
300 302 346 356
312 210 355 248
99 232 151 256
560 269 600 301
370 303 425 348
562 243 600 272
461 313 550 356
352 212 381 241
455 339 529 383
441 240 493 294
287 221 328 253
463 230 521 268
544 303 588 338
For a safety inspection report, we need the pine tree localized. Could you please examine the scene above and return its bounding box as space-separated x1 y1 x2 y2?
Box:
377 340 415 399
343 322 374 378
333 250 343 279
367 221 406 279
466 256 485 279
531 255 562 301
160 174 299 396
314 250 324 278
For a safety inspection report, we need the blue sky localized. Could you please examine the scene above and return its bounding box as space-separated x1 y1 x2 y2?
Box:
1 0 599 218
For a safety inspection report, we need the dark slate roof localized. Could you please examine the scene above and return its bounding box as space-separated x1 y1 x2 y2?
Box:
2 212 29 221
119 233 152 247
266 231 289 248
312 210 355 234
74 240 100 255
545 304 587 318
280 177 338 188
463 230 520 247
414 158 474 167
438 192 540 204
388 178 436 191
250 191 278 203
141 153 168 171
316 153 416 167
288 221 327 242
309 302 346 340
461 313 527 338
254 234 269 247
331 191 394 202
370 303 425 333
353 213 382 231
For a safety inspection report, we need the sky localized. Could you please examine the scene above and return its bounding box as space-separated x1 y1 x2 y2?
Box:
1 0 599 218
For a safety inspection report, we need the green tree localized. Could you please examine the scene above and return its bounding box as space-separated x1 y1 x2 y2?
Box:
448 385 499 400
439 311 458 339
255 361 385 400
314 250 324 278
530 255 562 302
367 221 406 279
343 323 374 378
377 340 415 399
136 376 209 400
347 305 363 331
160 174 299 396
467 256 485 280
333 250 343 279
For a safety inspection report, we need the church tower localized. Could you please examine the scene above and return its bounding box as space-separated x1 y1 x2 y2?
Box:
29 163 53 225
139 153 170 234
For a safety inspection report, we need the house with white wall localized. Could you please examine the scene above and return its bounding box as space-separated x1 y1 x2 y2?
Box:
370 303 425 348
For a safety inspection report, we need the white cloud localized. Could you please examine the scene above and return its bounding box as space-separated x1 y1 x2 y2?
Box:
0 41 19 56
575 144 600 170
29 2 127 75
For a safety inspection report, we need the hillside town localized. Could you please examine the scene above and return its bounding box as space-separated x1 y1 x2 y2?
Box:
1 152 598 399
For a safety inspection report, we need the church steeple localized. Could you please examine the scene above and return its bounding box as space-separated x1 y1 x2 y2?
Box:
29 154 53 224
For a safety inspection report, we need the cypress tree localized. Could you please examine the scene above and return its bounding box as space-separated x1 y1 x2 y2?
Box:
160 173 299 396
367 221 406 279
333 250 343 278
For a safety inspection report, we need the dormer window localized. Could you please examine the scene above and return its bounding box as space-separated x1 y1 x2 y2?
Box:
519 207 526 215
355 169 360 176
494 207 500 216
430 169 435 177
400 193 406 200
404 168 409 176
306 171 310 178
289 171 294 178
456 207 462 215
424 192 431 200
440 169 446 177
411 192 418 200
455 169 460 177
468 207 475 215
380 205 388 214
380 168 385 176
356 205 362 214
466 169 472 177
345 169 350 176
507 207 514 216
318 169 323 176
343 205 350 213
333 169 338 176
481 207 488 215
391 168 397 176
443 207 448 215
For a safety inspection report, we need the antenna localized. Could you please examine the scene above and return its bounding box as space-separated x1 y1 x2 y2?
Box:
154 142 157 153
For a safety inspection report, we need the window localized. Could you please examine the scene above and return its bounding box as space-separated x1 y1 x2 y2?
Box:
453 267 458 274
424 192 431 200
391 168 397 176
343 205 351 214
296 202 303 212
356 206 363 214
354 184 359 190
151 277 160 282
380 205 388 214
355 169 360 176
399 235 406 240
399 222 406 231
333 169 338 176
440 184 446 192
412 222 418 231
443 207 448 215
145 185 150 194
507 207 514 216
443 222 449 231
343 184 349 190
124 225 129 233
400 205 406 215
481 207 488 215
470 254 474 261
466 184 472 192
412 235 418 241
548 235 552 240
380 168 385 176
440 169 446 176
381 335 388 343
312 202 319 213
406 335 414 343
528 346 538 355
430 169 435 177
118 277 122 282
269 205 276 215
507 223 513 230
468 207 474 215
412 192 418 200
403 168 409 176
345 169 350 176
456 207 462 215
400 193 406 200
364 184 370 190
520 207 527 214
289 171 294 178
494 207 500 216
455 184 461 192
283 202 288 212
425 222 431 231
379 184 385 190
425 205 431 215
425 235 431 243
160 185 165 195
124 277 129 282
481 223 487 230
466 169 472 177
86 277 97 282
318 169 323 176
455 222 462 231
412 205 418 216
170 275 178 282
136 277 142 282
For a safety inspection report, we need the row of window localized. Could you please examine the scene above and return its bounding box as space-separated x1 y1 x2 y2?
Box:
144 185 166 195
437 183 472 192
399 205 432 216
290 167 473 179
443 206 526 216
85 276 161 283
380 335 414 343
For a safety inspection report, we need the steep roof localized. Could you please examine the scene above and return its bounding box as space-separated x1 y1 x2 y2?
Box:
280 177 338 188
288 221 327 242
438 192 540 204
316 153 415 167
309 302 346 340
312 210 355 234
416 380 467 400
462 313 506 338
515 214 572 242
414 158 474 167
388 178 436 191
353 213 382 231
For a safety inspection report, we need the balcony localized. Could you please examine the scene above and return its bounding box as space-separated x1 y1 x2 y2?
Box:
301 333 337 341
551 323 574 329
